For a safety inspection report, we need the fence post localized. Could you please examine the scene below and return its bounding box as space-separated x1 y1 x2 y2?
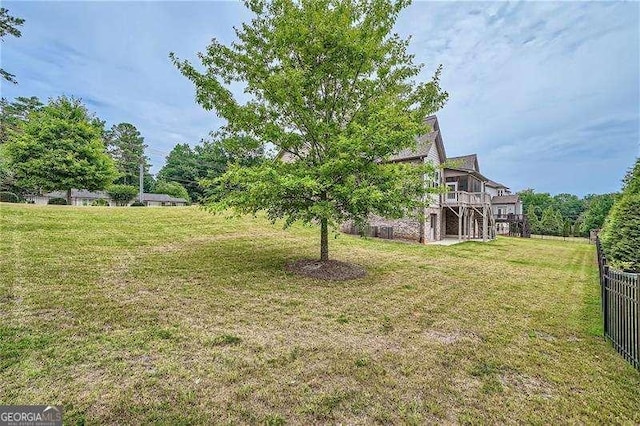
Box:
603 264 609 338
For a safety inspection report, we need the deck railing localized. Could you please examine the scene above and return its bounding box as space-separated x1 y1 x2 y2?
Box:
443 191 491 206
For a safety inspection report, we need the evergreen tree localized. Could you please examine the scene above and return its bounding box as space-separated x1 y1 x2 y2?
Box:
540 207 560 236
105 123 152 187
526 204 540 234
601 157 640 271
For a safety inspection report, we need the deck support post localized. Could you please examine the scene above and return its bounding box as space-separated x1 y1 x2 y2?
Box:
458 207 463 242
482 203 488 242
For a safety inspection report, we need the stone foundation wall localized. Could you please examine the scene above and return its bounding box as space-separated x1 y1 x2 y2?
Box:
367 215 422 241
445 209 459 236
341 207 445 243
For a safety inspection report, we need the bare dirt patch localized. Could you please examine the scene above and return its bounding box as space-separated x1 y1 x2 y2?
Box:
500 371 554 399
285 259 366 281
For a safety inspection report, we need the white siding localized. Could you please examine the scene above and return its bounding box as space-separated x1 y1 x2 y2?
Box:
493 204 516 215
485 186 499 197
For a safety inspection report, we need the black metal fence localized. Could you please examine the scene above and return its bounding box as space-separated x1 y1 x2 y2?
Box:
596 238 639 369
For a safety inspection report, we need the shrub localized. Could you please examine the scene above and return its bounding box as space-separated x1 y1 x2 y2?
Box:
91 198 109 206
155 180 190 202
130 201 145 207
47 197 67 205
107 184 138 206
601 194 640 272
0 191 19 203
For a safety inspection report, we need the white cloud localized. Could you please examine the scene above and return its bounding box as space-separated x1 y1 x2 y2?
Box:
2 0 638 194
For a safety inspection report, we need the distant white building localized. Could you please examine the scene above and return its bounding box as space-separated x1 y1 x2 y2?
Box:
25 189 188 207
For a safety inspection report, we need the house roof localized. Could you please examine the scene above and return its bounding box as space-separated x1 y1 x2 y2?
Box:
388 115 446 163
45 189 110 199
142 193 187 203
447 154 479 172
43 189 186 203
486 179 509 189
492 195 520 204
444 167 490 183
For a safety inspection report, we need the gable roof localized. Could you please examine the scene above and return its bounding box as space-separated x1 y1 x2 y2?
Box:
492 195 520 204
447 154 479 172
486 179 509 189
388 115 446 163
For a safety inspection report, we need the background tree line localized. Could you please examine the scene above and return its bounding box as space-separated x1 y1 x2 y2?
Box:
517 189 617 237
0 95 264 206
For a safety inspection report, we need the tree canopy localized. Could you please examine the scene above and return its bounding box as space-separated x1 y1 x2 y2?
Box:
157 137 265 202
105 122 152 188
580 193 617 234
0 96 44 144
0 8 25 84
3 96 117 203
172 0 447 260
157 143 202 200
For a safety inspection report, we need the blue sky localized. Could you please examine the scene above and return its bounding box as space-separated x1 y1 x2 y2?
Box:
1 1 638 196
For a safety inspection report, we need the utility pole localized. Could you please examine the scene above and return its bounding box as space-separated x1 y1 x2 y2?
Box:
139 160 144 204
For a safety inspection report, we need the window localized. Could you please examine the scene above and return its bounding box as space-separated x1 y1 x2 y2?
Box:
446 182 457 200
425 170 440 188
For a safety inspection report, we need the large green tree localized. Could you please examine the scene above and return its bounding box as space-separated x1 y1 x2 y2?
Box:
172 0 447 261
105 123 153 188
3 96 117 204
157 143 201 200
0 8 25 84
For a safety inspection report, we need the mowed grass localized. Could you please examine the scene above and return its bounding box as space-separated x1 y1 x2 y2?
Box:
1 204 639 424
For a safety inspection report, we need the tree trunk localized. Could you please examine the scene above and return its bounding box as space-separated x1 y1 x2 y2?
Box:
66 188 72 206
320 218 329 261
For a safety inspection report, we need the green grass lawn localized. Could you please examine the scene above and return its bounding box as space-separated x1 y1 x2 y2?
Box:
1 204 639 424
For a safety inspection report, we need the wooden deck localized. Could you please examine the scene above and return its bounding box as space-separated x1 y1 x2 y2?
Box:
442 191 491 206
